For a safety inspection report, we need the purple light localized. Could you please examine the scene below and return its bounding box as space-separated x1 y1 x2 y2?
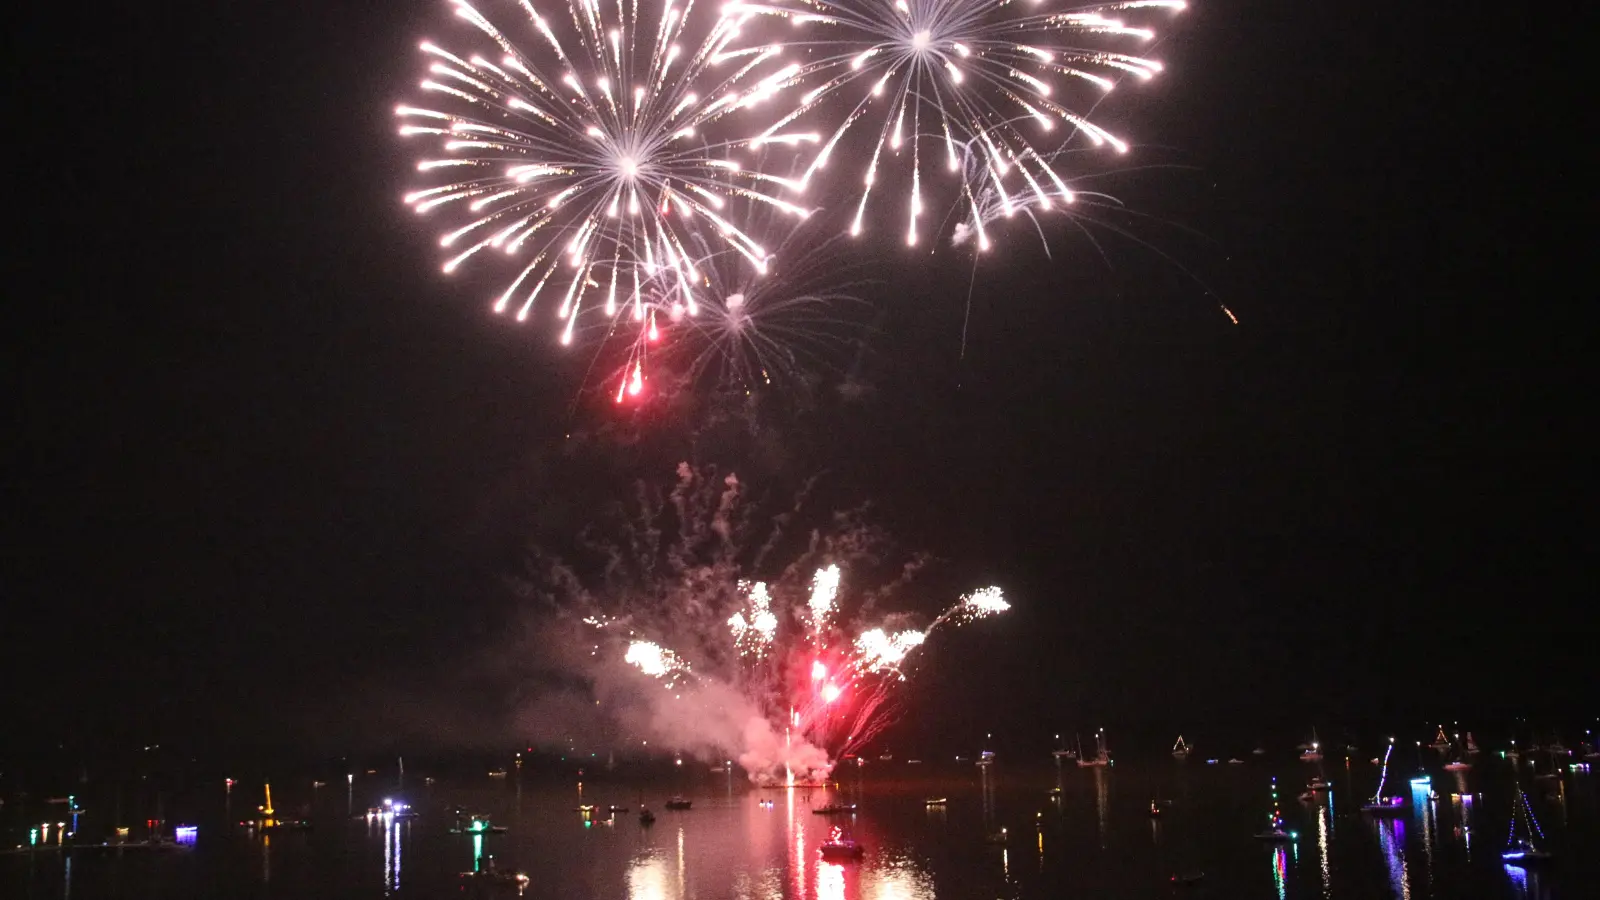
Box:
175 826 198 843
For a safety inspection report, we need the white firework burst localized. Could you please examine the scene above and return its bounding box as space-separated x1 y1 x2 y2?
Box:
731 0 1185 249
396 0 811 371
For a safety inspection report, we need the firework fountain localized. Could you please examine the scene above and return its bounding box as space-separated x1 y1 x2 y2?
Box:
535 464 1008 784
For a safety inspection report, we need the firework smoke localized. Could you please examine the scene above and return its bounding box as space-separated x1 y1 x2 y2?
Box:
524 464 1007 783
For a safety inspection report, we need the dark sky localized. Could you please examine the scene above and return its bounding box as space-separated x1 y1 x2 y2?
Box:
6 1 1586 758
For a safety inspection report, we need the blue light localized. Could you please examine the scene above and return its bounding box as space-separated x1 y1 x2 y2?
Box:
175 826 198 844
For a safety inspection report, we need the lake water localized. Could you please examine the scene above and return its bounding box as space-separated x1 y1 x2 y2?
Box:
4 755 1592 899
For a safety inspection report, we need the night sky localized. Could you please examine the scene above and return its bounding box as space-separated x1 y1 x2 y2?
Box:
6 1 1585 760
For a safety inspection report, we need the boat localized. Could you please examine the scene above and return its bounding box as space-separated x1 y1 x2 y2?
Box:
1170 872 1206 887
450 813 507 835
1076 729 1110 767
664 796 692 810
812 803 857 815
1307 776 1329 791
247 784 313 832
638 808 656 825
487 769 508 779
1299 729 1323 762
1148 800 1162 818
1172 735 1191 760
1466 732 1481 755
1502 780 1553 867
924 797 948 807
983 827 1008 845
1429 725 1452 753
574 804 596 814
458 857 530 891
1362 739 1406 815
607 805 629 813
1444 732 1473 771
977 750 996 766
1253 778 1297 841
819 826 865 860
1227 758 1245 765
1252 747 1266 756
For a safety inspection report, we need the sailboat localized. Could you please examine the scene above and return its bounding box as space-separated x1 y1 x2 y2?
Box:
1466 731 1481 755
1051 733 1077 760
1299 728 1323 762
1077 729 1109 767
1429 725 1452 753
1502 779 1552 866
1253 777 1297 842
1362 738 1406 815
1172 735 1191 760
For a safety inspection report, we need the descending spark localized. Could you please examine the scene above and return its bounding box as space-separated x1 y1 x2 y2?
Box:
733 0 1185 247
397 0 809 395
809 564 842 635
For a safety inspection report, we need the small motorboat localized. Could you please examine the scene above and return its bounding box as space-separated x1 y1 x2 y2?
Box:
638 808 656 826
1502 840 1553 867
1255 828 1296 842
459 866 530 891
1307 777 1329 791
664 796 692 810
1362 796 1406 815
1444 760 1472 771
924 797 947 807
1252 748 1266 756
1227 758 1245 765
574 805 597 814
1148 800 1162 818
607 805 629 813
450 814 508 835
812 803 857 815
819 826 865 860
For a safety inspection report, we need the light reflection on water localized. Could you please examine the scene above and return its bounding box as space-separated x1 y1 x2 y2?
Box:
6 761 1597 900
1375 817 1410 900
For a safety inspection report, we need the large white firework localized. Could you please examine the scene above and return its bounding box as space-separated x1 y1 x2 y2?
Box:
732 0 1186 249
396 0 811 362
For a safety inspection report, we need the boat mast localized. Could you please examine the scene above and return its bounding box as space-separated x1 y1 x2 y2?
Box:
1374 738 1395 802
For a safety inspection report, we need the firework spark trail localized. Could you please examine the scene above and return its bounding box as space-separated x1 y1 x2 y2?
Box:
731 0 1185 249
546 467 1009 782
808 563 842 637
728 580 779 657
397 0 812 397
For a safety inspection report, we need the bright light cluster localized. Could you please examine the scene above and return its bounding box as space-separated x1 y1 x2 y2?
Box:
808 564 842 635
399 0 1190 388
397 0 808 397
728 580 780 657
733 0 1185 249
853 627 926 676
625 640 692 682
